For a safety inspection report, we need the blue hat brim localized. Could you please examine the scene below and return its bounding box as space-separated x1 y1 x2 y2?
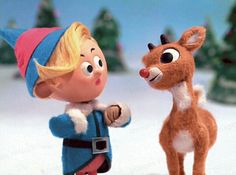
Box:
25 29 66 97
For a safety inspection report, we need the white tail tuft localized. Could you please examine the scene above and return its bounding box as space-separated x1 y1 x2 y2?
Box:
193 84 206 105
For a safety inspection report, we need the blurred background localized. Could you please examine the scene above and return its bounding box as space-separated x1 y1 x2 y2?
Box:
0 0 236 175
1 0 236 103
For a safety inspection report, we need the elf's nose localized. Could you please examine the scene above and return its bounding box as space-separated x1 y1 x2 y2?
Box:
139 68 150 78
94 68 102 77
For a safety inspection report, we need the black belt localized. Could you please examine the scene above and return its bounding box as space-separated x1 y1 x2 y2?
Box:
63 137 109 154
63 138 92 148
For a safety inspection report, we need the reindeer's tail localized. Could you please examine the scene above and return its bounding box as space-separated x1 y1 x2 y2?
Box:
193 85 206 105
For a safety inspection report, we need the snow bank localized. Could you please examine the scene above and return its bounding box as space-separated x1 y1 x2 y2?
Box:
0 66 236 175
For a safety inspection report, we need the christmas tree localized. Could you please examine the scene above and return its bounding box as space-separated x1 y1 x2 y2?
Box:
164 26 176 42
208 4 236 104
35 0 59 28
12 0 60 79
0 19 17 64
92 8 126 72
195 19 220 69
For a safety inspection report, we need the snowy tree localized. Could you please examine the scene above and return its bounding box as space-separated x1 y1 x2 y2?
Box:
208 4 236 104
35 0 59 28
0 19 17 64
92 8 126 72
195 20 220 69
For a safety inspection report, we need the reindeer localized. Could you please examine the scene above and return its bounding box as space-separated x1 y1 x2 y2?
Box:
139 27 217 175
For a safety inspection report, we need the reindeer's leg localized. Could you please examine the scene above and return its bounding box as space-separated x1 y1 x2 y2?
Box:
160 123 179 175
165 149 179 175
178 153 185 175
193 150 208 175
192 129 209 175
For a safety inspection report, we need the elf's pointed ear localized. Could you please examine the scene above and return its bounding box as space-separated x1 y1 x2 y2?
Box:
178 26 206 52
34 81 52 98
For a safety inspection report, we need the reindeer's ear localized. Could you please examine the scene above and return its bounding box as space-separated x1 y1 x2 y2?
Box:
178 26 206 52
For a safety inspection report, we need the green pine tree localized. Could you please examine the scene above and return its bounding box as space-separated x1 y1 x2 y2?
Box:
208 4 236 104
92 8 126 72
0 19 17 64
164 26 176 42
195 19 220 69
35 0 59 28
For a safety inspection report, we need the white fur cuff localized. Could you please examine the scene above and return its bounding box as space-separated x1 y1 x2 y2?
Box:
66 109 88 134
110 103 131 127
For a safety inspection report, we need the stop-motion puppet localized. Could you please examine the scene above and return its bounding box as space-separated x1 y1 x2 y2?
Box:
0 22 131 175
139 27 217 175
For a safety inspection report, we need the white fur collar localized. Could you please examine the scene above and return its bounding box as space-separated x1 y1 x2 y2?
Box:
65 100 107 134
65 100 131 132
65 100 107 116
169 81 192 112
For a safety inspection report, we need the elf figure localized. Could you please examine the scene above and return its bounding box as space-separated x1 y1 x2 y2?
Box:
0 22 131 175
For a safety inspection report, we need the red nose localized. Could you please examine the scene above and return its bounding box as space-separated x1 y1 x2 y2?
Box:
139 68 150 78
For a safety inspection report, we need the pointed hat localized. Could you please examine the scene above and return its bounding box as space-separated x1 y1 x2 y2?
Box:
0 27 66 96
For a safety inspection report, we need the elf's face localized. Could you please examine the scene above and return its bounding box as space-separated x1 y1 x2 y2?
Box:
50 38 108 102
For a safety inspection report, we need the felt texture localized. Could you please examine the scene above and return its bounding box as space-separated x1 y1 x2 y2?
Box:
141 26 217 175
169 81 192 111
76 154 105 175
66 108 88 134
0 29 26 48
65 100 107 134
15 27 60 77
49 110 112 175
25 28 66 97
0 27 66 97
49 113 76 138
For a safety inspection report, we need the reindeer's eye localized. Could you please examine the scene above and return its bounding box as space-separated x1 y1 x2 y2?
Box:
160 48 180 63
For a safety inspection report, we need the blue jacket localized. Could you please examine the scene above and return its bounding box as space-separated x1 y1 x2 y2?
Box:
49 110 131 175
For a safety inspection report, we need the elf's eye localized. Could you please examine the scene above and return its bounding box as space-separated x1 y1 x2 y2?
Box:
160 48 180 63
81 62 93 76
93 56 103 68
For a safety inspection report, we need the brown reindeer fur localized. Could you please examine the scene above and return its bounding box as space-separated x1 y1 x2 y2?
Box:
141 27 217 175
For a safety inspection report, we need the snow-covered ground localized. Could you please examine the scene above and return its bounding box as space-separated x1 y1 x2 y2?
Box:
0 65 236 175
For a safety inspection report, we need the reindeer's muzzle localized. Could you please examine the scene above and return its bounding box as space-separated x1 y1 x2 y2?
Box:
139 67 163 84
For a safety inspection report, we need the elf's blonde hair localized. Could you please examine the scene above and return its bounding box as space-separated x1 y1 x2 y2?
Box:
34 22 91 81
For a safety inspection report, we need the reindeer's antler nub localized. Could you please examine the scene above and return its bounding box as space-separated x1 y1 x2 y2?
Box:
148 43 155 51
160 34 169 45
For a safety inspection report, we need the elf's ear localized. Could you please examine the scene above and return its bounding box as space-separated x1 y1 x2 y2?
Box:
34 81 52 98
178 26 206 52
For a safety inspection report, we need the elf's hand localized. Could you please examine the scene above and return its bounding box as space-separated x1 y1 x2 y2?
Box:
104 105 121 126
